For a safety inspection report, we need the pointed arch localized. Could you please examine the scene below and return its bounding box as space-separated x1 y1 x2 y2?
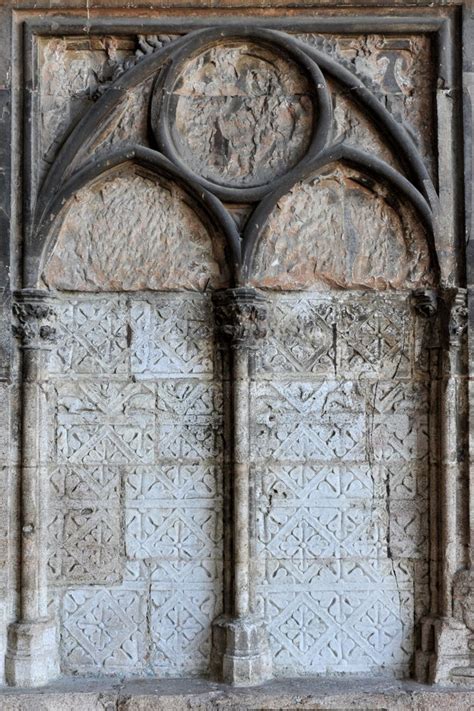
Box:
29 146 241 289
241 144 439 287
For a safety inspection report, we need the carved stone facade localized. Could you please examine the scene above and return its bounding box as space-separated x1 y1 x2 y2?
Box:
0 0 473 705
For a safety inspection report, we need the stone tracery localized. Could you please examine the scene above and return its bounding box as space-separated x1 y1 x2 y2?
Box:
3 15 471 692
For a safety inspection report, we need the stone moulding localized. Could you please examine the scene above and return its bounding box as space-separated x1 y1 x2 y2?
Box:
3 5 470 692
29 24 439 290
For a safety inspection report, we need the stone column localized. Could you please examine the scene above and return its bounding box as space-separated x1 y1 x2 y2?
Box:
414 288 471 683
211 287 272 685
5 290 59 686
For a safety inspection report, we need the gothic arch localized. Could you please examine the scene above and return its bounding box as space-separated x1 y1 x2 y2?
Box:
8 18 466 692
30 146 241 289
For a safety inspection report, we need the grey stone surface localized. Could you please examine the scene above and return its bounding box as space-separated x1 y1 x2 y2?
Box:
1 677 474 710
158 42 314 188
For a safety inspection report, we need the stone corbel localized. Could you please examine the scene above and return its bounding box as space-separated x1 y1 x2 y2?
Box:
211 287 272 685
5 290 59 687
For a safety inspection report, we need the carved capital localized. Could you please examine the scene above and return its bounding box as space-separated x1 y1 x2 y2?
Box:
213 288 268 349
13 291 56 349
411 288 438 318
447 289 468 348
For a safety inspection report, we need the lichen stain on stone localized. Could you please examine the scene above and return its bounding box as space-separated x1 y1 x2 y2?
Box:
41 169 230 292
250 164 434 291
169 42 314 188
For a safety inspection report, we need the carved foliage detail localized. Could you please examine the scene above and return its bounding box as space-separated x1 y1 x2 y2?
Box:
213 289 268 348
13 298 56 347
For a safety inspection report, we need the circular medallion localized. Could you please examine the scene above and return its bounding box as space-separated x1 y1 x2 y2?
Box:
152 33 328 201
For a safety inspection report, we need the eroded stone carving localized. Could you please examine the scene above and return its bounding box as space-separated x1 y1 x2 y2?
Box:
296 33 435 176
39 37 135 174
214 288 268 347
13 300 56 347
41 169 230 292
250 165 433 291
252 293 429 676
157 42 314 188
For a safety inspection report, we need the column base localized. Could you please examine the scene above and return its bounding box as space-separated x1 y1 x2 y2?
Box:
415 616 470 684
5 619 59 687
211 614 272 685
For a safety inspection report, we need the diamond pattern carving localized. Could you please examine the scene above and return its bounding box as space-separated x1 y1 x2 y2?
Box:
338 299 411 378
157 381 223 460
50 299 129 375
62 588 147 673
48 296 223 676
253 293 428 676
131 296 215 378
47 290 428 678
258 297 336 375
48 465 121 584
55 382 155 464
150 589 220 674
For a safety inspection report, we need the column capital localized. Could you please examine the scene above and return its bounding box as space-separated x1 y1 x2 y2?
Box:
213 287 268 348
12 290 56 349
411 288 439 318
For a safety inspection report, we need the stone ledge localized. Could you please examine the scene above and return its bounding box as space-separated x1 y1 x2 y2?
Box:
1 677 474 710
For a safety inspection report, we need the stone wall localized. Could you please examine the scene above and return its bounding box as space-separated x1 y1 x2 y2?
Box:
0 0 472 694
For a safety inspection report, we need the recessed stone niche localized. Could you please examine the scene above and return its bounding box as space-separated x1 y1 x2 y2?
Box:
250 164 434 290
2 10 471 704
41 167 230 291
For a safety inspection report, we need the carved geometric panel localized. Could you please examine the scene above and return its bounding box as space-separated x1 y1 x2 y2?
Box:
48 465 121 585
258 294 414 379
48 294 222 676
54 381 156 465
253 292 429 677
130 296 215 378
61 588 147 673
49 298 129 376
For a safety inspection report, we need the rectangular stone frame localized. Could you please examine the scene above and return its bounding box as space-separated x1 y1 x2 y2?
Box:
0 0 471 688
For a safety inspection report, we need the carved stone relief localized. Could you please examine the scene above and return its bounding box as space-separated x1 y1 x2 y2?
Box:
296 34 435 177
252 293 429 675
153 42 314 188
41 169 230 292
250 165 433 291
3 12 469 694
46 294 223 676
